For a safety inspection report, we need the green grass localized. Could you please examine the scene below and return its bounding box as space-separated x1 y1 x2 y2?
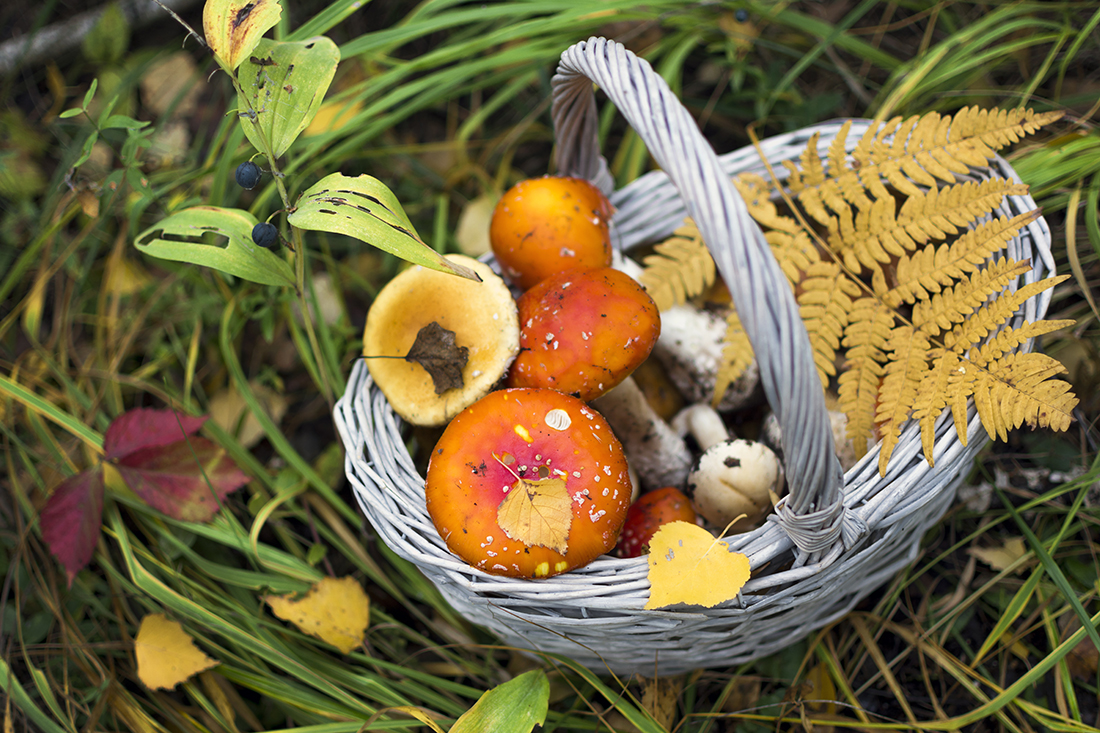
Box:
3 1 1099 731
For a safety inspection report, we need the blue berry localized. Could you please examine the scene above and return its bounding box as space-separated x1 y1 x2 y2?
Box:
735 8 749 21
252 222 279 249
236 161 262 190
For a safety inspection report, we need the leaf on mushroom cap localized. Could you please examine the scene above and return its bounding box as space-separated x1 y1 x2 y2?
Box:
496 474 572 554
404 322 469 394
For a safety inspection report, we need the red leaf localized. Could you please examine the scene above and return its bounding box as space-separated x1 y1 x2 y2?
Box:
115 438 248 521
40 469 105 587
104 408 207 460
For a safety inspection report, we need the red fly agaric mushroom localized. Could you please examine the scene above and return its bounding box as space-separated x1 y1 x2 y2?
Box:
425 387 632 578
490 176 614 290
615 487 698 558
362 255 519 427
506 267 660 402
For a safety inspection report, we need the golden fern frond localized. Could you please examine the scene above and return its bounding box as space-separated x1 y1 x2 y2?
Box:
735 173 821 282
887 211 1040 308
876 326 932 474
910 258 1034 336
911 349 959 465
974 351 1078 441
941 274 1070 351
734 174 800 233
768 229 821 283
639 220 716 311
968 319 1075 366
712 306 755 408
799 261 861 387
896 178 1029 245
838 297 893 457
800 108 1062 210
827 179 1031 274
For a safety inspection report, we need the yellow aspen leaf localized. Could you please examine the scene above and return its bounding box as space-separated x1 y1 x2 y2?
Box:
645 521 750 609
265 576 370 654
135 614 218 690
496 476 572 554
203 0 282 73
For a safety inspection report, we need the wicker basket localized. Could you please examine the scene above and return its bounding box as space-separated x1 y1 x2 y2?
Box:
334 37 1055 676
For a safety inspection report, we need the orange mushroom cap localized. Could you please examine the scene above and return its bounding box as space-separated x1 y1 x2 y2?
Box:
425 388 632 578
507 267 660 402
489 176 614 290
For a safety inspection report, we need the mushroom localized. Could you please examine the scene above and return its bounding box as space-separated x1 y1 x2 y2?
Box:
673 402 782 532
362 254 519 427
425 387 632 578
652 303 759 412
615 486 698 558
592 376 692 491
506 267 660 402
490 175 614 290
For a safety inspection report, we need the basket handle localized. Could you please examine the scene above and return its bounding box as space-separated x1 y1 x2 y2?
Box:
551 38 862 554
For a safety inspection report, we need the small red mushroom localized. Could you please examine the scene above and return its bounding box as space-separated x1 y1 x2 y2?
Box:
489 176 614 290
425 388 632 578
506 267 660 402
615 487 699 558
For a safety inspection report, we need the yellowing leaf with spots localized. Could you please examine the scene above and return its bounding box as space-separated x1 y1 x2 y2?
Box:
203 0 281 73
645 521 750 609
135 614 218 689
265 576 369 654
496 476 572 554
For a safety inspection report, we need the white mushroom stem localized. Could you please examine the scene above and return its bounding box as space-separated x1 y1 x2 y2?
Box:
651 304 759 412
671 402 729 452
592 376 693 491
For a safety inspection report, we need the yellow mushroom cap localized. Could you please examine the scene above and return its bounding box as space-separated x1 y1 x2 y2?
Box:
363 255 520 426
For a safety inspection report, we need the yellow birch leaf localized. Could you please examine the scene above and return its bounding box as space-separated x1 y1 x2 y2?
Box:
496 476 572 554
645 521 750 609
265 576 370 654
968 537 1028 573
135 614 218 690
203 0 282 73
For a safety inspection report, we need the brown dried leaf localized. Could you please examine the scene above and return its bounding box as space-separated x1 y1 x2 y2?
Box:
405 321 469 394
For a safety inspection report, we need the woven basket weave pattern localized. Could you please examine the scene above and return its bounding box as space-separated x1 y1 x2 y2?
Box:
334 37 1053 675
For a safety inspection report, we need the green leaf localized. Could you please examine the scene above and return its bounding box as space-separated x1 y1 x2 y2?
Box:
82 2 129 66
72 132 99 169
237 37 339 158
58 108 85 119
100 115 149 131
82 78 99 110
134 206 295 287
450 670 548 733
288 173 478 280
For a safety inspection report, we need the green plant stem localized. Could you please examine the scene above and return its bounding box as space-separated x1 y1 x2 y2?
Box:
229 71 336 406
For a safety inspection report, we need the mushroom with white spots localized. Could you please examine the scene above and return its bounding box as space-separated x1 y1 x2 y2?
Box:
425 387 632 578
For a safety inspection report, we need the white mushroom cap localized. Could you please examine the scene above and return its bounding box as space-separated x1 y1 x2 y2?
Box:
363 255 519 426
652 304 760 412
686 439 780 530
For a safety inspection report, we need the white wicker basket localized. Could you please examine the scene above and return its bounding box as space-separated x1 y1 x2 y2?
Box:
334 38 1055 676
